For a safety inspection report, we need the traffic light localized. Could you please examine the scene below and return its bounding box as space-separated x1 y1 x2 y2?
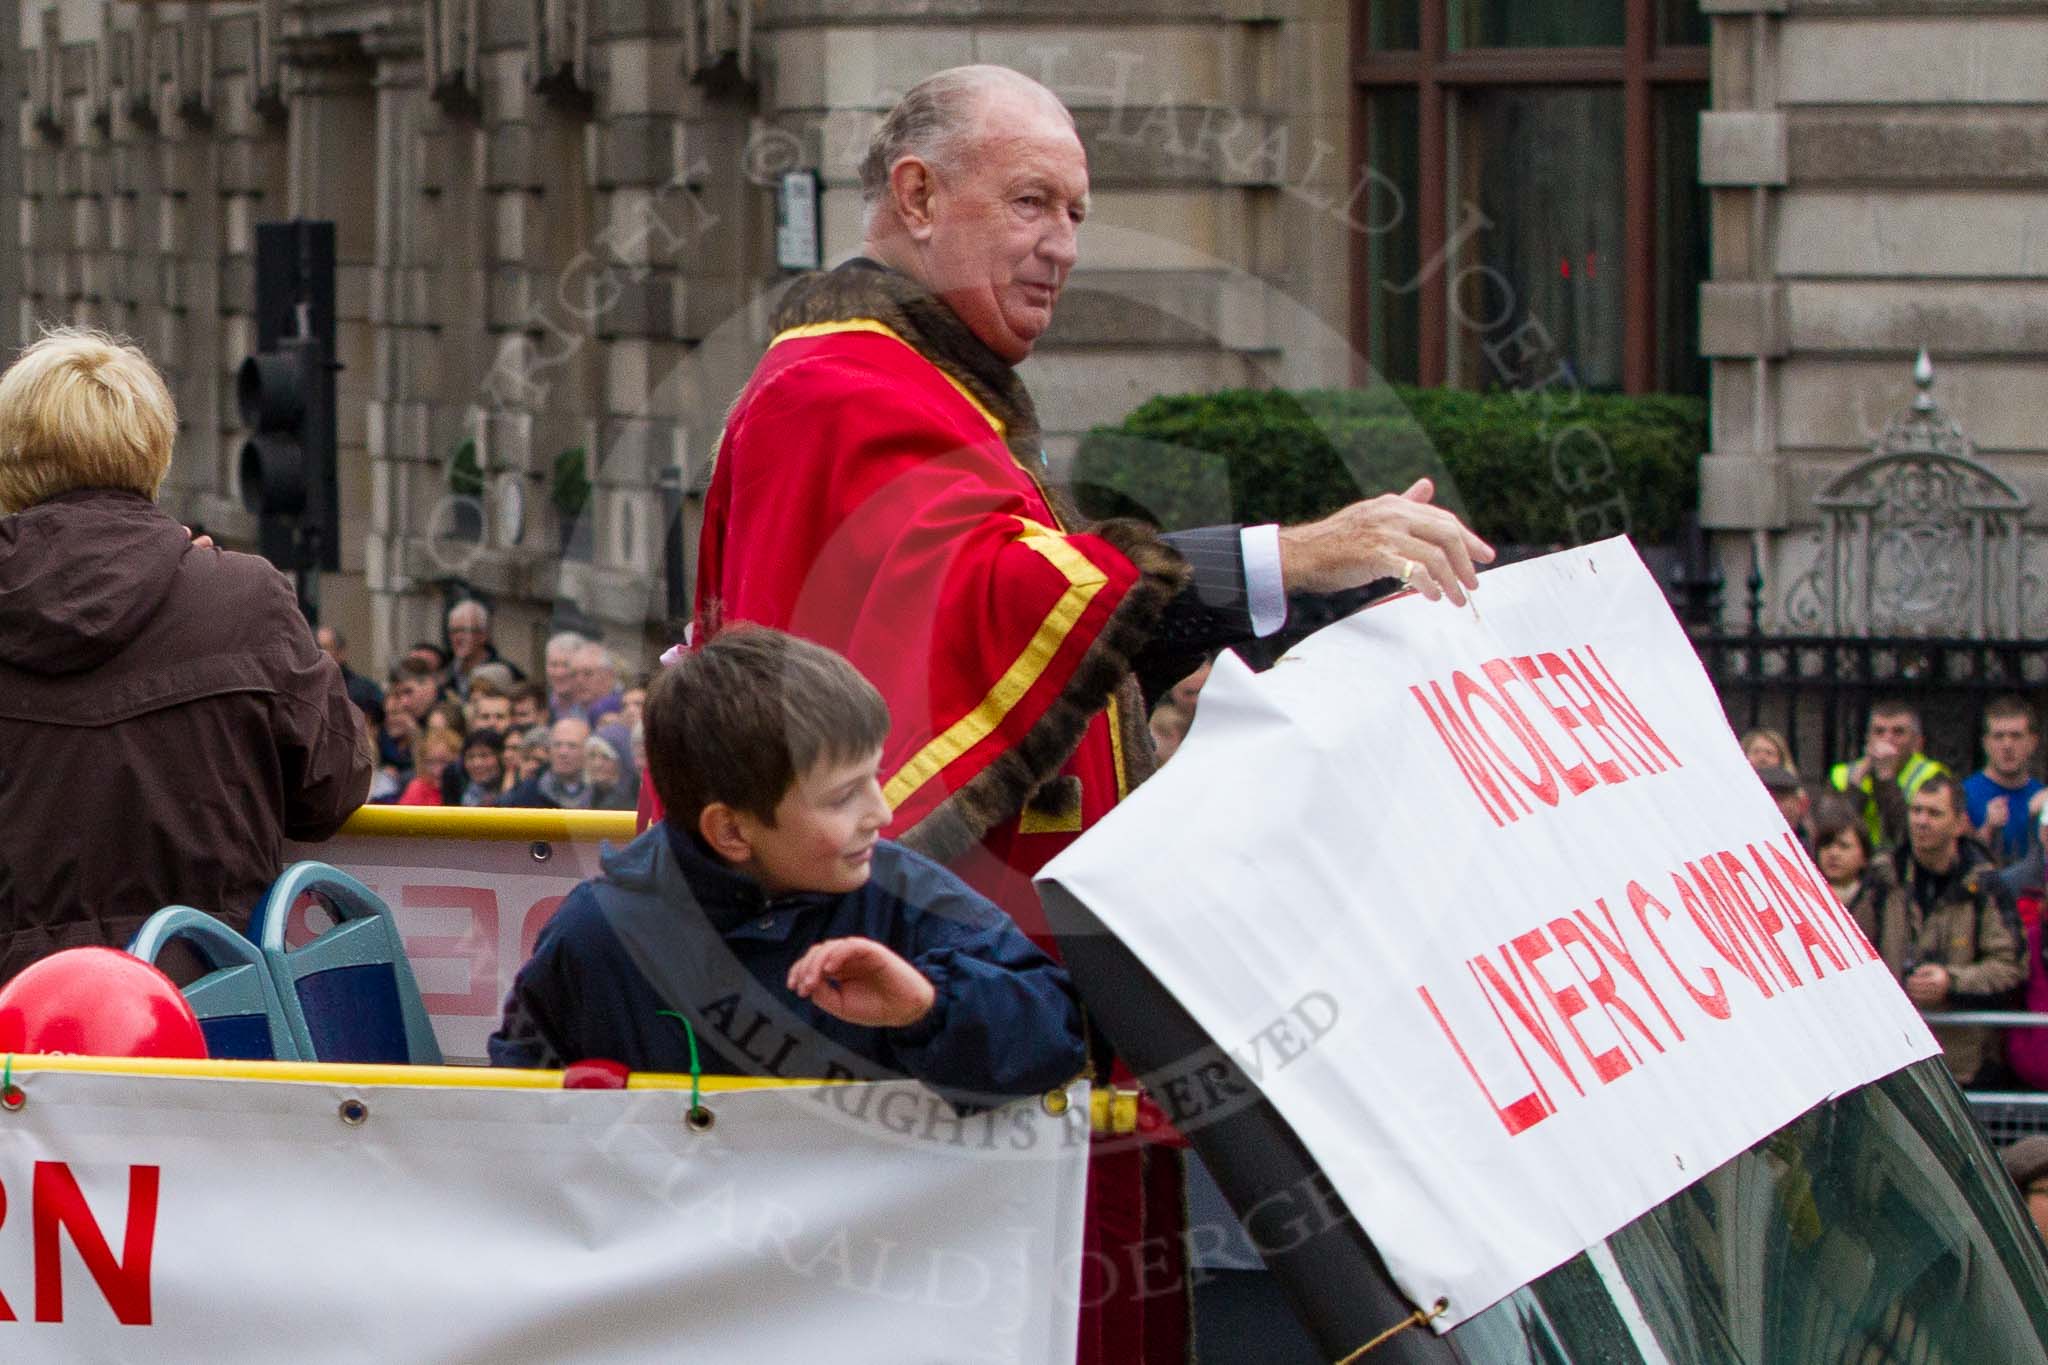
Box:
237 221 338 617
237 337 330 567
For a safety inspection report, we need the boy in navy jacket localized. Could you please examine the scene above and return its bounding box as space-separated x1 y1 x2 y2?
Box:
488 627 1085 1105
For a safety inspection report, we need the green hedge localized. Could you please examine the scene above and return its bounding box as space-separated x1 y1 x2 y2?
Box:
1070 386 1705 547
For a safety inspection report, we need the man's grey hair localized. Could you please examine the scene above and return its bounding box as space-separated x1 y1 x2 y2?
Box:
448 599 490 629
546 630 589 663
572 640 619 680
859 66 1075 225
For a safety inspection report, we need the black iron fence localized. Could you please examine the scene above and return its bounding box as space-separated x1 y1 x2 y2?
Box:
1691 632 2048 782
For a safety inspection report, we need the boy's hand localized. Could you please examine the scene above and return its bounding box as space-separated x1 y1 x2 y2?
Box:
786 937 936 1030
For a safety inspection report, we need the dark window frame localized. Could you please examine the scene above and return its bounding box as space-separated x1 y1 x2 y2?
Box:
1350 0 1708 392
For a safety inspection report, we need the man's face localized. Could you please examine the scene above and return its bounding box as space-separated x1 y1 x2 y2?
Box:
471 695 512 734
463 745 503 788
512 694 546 728
546 646 578 698
1868 711 1917 756
914 92 1088 363
1985 716 2038 779
448 609 489 666
736 747 892 896
549 720 590 780
316 627 343 663
1907 786 1965 864
391 677 434 720
572 648 614 703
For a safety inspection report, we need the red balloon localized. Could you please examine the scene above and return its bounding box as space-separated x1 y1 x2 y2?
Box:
562 1058 631 1090
0 948 208 1060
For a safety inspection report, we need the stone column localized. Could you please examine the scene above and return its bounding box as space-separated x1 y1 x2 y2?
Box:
0 0 20 350
1696 0 1788 626
1699 0 2048 630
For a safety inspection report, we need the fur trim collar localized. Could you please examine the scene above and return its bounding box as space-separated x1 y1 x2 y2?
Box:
773 261 1057 498
770 261 1185 859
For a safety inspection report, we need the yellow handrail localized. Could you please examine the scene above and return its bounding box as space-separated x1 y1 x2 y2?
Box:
334 805 639 843
7 1057 1135 1131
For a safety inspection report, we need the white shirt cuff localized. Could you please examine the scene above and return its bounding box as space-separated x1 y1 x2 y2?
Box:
1240 524 1286 638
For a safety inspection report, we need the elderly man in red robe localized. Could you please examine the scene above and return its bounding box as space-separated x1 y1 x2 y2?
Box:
648 65 1492 1362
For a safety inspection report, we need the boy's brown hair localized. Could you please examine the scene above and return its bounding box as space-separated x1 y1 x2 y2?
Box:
645 626 890 826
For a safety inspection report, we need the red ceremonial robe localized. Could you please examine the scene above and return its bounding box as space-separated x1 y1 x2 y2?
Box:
657 264 1194 1363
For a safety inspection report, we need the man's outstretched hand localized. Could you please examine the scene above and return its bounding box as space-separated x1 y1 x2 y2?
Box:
787 936 937 1030
1276 477 1495 606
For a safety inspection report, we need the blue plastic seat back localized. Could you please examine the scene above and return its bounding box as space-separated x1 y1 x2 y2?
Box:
129 906 300 1061
253 863 443 1066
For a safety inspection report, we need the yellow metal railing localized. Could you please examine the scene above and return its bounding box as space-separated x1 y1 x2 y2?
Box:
6 1058 1137 1131
334 805 639 843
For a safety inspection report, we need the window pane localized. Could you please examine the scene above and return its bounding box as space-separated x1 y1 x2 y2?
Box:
1659 0 1711 48
1657 85 1710 395
1451 1062 2048 1360
1367 1 1419 50
1448 0 1624 48
1364 89 1421 385
1448 87 1624 392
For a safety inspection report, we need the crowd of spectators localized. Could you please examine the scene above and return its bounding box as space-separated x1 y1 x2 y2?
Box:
1748 700 2047 1096
318 604 649 812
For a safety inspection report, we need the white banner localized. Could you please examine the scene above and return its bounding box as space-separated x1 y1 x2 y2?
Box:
1039 538 1936 1327
0 1067 1088 1362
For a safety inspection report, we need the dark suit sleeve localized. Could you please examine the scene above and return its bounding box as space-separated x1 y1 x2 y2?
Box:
1136 525 1395 705
1137 526 1256 705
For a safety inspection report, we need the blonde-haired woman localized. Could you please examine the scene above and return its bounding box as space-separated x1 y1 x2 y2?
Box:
0 328 372 979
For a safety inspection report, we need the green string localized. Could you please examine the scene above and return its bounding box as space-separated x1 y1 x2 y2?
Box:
2 1053 13 1105
655 1010 703 1114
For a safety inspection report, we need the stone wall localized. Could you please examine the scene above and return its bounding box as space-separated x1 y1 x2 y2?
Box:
1698 0 2048 632
12 0 1355 679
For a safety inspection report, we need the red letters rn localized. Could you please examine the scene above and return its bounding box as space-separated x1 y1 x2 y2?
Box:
1411 646 1681 827
0 1163 160 1326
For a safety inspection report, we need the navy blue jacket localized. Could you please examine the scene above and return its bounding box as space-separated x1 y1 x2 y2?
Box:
488 823 1086 1104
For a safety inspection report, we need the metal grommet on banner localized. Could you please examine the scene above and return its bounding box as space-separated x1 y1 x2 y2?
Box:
655 1009 706 1126
1041 1088 1070 1118
529 841 553 863
0 1055 23 1112
338 1097 370 1127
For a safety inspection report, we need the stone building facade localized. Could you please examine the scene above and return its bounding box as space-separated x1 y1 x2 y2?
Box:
7 0 2048 674
6 0 1356 677
1698 0 2048 633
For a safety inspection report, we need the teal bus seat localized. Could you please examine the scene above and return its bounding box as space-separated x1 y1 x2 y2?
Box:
251 863 442 1066
129 907 300 1061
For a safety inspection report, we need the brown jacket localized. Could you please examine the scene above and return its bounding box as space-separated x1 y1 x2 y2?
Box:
1849 842 2027 1085
0 489 371 981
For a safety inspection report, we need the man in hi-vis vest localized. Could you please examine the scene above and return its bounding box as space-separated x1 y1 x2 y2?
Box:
1831 700 1949 848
